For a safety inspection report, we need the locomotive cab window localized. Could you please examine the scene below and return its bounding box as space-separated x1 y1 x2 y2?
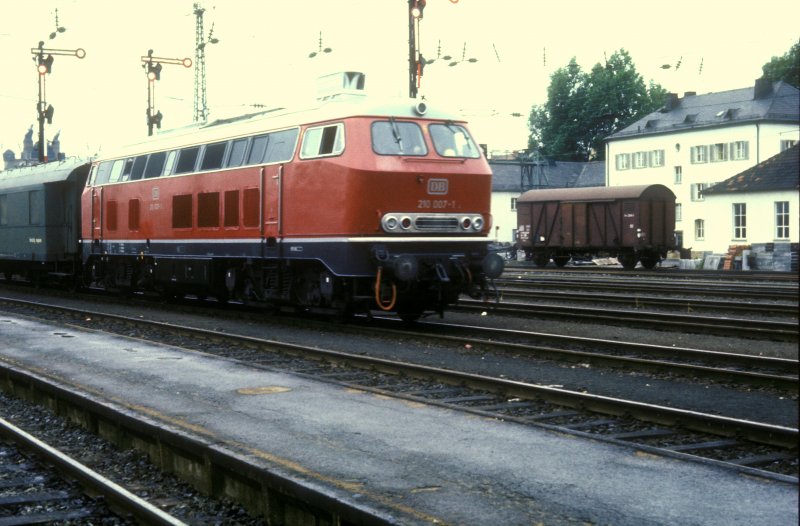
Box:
129 155 148 181
429 123 480 158
300 123 344 159
226 138 248 168
371 120 426 156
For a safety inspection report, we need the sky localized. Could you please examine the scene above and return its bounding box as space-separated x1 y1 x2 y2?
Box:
1 0 798 160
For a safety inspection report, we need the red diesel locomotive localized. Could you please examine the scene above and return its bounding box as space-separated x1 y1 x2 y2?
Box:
79 85 503 320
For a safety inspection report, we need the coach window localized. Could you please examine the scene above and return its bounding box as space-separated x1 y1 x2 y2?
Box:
144 151 167 179
372 120 426 156
200 141 227 171
264 128 299 162
248 135 269 165
129 155 148 181
226 138 248 168
174 146 201 174
300 123 344 159
429 123 480 158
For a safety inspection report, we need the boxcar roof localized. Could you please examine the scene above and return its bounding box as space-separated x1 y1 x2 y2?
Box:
99 96 467 161
0 157 90 191
518 184 676 203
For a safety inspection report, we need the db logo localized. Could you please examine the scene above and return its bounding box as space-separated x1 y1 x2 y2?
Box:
427 178 449 195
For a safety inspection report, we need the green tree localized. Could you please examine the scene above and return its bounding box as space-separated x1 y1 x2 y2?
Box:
528 50 666 161
761 41 800 88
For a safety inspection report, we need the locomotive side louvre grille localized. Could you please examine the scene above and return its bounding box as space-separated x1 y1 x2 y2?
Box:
415 216 459 231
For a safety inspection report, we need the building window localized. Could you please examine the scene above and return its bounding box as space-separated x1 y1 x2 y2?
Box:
691 182 708 201
731 141 749 160
781 139 798 151
710 143 728 162
733 203 746 239
694 219 704 240
615 153 630 170
510 197 517 211
690 145 708 164
775 201 790 239
675 203 682 222
633 151 648 169
674 166 682 184
649 149 664 167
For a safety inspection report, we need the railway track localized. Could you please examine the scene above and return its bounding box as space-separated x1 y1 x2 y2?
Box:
2 297 796 482
496 287 798 317
458 298 799 341
0 416 185 525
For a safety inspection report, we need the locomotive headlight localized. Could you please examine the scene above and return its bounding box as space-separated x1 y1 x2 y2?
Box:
461 217 472 230
472 216 484 231
400 216 413 230
383 215 399 231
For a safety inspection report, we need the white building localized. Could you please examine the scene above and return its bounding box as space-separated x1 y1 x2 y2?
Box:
605 79 799 253
701 144 798 270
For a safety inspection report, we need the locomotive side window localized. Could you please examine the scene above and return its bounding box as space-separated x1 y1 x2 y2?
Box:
198 192 220 228
108 159 125 183
144 151 167 179
129 155 148 181
371 121 426 156
163 151 178 176
175 147 201 174
227 139 248 168
300 123 344 159
200 142 227 171
120 158 134 182
429 123 480 158
224 190 239 227
248 135 269 164
94 162 114 185
172 194 192 229
264 128 299 162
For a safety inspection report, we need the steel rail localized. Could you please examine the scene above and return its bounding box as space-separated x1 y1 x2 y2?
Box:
0 417 187 526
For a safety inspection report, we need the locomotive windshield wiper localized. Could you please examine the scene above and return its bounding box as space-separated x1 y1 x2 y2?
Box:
389 117 404 153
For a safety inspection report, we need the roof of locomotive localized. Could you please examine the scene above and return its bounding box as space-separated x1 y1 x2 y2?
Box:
0 157 90 191
97 96 468 162
518 184 676 203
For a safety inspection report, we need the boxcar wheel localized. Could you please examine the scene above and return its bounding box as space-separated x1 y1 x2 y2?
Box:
533 254 549 267
553 256 570 267
640 257 658 270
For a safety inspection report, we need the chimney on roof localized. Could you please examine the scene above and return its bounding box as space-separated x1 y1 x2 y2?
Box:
662 93 679 112
684 91 696 97
753 77 773 99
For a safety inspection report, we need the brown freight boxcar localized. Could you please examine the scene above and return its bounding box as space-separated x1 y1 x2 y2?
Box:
516 184 676 269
